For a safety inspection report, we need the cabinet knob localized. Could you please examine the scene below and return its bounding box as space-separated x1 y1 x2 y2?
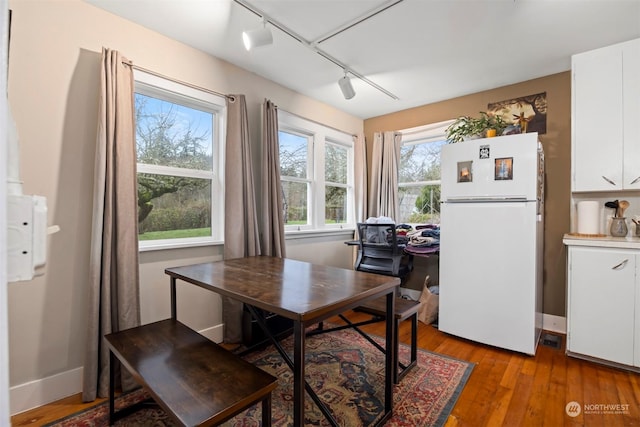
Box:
611 259 629 270
629 176 640 185
601 175 617 186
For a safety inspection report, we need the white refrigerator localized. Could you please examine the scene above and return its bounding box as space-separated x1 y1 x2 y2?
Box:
439 132 544 355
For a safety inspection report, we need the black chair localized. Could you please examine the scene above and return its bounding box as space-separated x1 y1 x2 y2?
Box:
310 222 419 383
354 222 413 283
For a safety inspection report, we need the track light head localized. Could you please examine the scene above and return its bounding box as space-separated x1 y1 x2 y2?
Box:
242 25 273 51
338 73 356 100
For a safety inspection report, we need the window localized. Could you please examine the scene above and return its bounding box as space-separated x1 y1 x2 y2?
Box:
134 71 225 250
398 120 453 225
278 111 354 231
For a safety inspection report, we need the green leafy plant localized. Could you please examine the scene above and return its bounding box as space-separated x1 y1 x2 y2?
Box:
445 112 508 143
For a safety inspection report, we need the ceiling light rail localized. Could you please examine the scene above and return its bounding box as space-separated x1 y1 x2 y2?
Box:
315 51 399 100
313 0 404 45
232 0 399 101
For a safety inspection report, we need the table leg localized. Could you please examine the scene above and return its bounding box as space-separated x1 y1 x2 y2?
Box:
293 321 305 426
245 306 336 425
170 277 177 320
384 291 395 417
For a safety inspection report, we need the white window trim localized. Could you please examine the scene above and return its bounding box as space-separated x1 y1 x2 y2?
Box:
400 119 454 144
134 70 226 251
278 111 355 233
399 119 452 188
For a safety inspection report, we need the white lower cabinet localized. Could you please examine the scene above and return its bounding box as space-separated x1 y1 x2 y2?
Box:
567 246 639 367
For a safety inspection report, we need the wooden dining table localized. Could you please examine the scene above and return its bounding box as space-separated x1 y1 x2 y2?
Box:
165 256 400 426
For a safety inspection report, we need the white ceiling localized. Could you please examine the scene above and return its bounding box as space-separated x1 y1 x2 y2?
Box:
85 0 640 119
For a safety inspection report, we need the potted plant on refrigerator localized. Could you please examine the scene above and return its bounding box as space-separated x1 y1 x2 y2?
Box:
446 111 508 143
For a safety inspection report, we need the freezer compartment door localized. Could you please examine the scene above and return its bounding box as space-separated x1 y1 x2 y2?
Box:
439 201 541 355
441 133 541 201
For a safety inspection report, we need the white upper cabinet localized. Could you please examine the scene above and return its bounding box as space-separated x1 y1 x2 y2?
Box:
572 38 640 192
623 39 640 191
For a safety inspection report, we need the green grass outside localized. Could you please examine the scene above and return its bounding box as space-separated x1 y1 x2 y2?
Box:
138 227 212 240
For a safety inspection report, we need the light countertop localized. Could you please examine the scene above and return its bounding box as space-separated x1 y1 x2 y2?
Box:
563 233 640 249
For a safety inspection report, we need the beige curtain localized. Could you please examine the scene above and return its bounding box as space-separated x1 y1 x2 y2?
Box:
369 131 401 220
354 132 368 222
223 94 261 343
83 48 140 401
260 100 286 257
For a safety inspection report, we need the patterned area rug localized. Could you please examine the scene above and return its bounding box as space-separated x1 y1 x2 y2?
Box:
46 327 473 426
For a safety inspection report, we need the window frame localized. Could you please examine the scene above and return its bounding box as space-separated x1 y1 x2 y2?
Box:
398 119 453 225
323 138 352 227
277 111 355 233
134 70 226 251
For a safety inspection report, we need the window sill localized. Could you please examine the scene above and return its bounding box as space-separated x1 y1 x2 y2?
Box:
138 229 355 251
139 239 223 252
285 228 355 240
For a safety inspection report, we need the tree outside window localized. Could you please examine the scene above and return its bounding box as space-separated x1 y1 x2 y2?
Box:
133 71 224 248
279 130 309 225
325 142 348 224
399 137 447 224
278 111 354 231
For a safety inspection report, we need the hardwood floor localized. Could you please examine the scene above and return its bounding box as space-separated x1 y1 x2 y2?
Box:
11 310 640 426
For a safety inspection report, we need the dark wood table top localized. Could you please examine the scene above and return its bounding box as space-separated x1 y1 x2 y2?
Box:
165 256 400 324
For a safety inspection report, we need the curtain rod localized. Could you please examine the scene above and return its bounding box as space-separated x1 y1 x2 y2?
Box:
275 106 358 138
122 61 232 100
120 62 357 137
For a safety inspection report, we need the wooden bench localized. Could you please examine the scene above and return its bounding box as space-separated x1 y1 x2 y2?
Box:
354 296 421 383
104 319 278 426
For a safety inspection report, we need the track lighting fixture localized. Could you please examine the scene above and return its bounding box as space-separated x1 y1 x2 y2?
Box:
242 21 272 51
338 71 356 100
233 0 398 100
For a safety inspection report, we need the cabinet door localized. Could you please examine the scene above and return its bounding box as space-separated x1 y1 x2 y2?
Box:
572 45 624 191
623 39 640 190
568 247 635 366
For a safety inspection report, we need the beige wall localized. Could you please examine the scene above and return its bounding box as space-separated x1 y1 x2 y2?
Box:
6 0 359 411
364 72 572 317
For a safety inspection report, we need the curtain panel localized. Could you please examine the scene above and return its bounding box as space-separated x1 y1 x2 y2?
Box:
369 131 401 220
260 100 286 257
223 94 261 343
83 48 140 401
353 132 368 222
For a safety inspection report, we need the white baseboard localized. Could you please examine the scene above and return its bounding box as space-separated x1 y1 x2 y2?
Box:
9 323 225 416
197 323 224 343
542 313 566 334
10 366 83 415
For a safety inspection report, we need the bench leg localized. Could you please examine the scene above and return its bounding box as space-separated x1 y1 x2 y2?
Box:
262 394 272 427
410 312 418 368
396 312 419 383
